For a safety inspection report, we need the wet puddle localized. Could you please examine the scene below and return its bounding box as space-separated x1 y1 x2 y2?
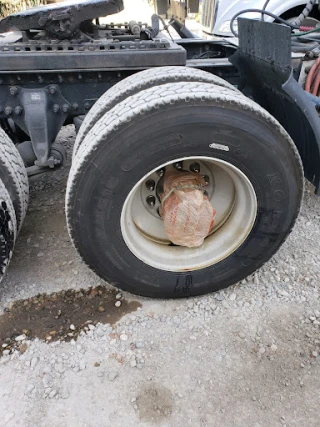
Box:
0 286 141 355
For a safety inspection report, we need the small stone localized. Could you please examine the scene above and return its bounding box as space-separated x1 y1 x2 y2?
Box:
94 362 100 367
115 301 121 308
259 347 266 354
229 293 237 301
54 363 65 373
79 360 86 370
97 306 105 312
239 332 246 339
49 389 57 399
94 328 105 338
116 293 122 300
108 371 119 381
190 335 197 340
4 413 15 422
312 351 318 358
70 324 76 331
300 363 305 368
88 324 95 330
31 357 39 369
130 360 137 368
135 341 144 349
26 384 35 394
15 334 26 342
120 334 128 341
270 344 278 352
252 396 257 401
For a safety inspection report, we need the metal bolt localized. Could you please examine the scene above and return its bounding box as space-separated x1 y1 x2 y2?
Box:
62 104 70 113
4 106 12 116
53 104 60 113
203 175 210 185
145 180 155 191
146 195 156 207
14 106 23 115
190 162 201 173
84 102 91 110
72 103 79 111
9 86 18 96
156 167 165 177
173 161 183 170
49 85 56 95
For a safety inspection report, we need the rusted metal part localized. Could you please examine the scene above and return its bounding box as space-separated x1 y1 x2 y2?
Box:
0 0 124 39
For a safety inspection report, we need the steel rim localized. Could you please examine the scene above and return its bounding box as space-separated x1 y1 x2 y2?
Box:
121 156 257 272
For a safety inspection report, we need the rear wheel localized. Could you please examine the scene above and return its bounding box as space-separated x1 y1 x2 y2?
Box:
0 127 29 232
67 82 303 298
73 66 240 159
0 178 17 283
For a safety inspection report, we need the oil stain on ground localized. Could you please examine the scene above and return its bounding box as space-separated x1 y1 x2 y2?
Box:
0 285 141 355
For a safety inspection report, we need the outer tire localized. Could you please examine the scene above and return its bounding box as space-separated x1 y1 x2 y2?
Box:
67 82 303 299
0 127 29 232
0 178 17 283
73 66 240 159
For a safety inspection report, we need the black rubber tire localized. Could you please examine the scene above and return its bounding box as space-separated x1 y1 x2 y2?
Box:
0 178 17 283
73 66 240 159
67 82 303 299
0 127 29 232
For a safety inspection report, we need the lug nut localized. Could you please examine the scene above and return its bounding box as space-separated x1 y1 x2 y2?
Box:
204 175 210 185
14 106 23 115
53 104 60 113
62 104 70 113
173 161 183 170
84 102 91 110
156 167 165 177
190 162 201 173
4 106 12 116
146 195 156 207
49 85 56 95
9 86 18 96
145 180 155 191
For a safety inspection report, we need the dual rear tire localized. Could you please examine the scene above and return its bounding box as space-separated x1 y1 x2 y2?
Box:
0 127 29 283
67 68 303 298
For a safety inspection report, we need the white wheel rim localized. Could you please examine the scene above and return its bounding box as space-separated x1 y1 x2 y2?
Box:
121 156 257 272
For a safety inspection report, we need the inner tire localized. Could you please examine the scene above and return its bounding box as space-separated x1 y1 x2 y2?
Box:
73 66 240 159
67 82 303 299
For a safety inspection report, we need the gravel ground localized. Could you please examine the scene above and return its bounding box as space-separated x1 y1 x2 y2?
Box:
0 125 319 427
